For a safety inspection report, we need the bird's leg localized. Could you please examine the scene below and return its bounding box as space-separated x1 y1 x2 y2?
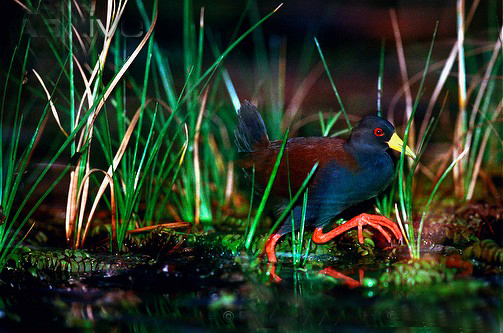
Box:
267 262 282 283
312 213 402 245
265 233 283 282
265 233 282 263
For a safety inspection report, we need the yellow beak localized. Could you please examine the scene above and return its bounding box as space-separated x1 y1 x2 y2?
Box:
387 132 416 159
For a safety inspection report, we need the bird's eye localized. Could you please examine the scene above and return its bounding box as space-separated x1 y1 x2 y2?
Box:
374 128 384 136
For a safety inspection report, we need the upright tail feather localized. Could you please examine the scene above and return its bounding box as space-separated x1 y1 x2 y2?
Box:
234 101 270 153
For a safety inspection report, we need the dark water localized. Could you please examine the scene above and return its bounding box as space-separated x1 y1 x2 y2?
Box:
0 247 501 333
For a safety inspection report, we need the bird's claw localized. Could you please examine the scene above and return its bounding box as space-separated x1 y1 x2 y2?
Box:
312 213 402 245
352 213 402 245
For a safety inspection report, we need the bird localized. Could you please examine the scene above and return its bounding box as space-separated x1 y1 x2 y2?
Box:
234 101 415 264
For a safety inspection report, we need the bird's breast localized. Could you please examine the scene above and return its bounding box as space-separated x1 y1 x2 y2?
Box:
351 153 394 197
313 152 394 206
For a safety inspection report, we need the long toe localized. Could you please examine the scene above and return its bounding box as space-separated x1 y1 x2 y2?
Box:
353 213 402 245
366 214 403 241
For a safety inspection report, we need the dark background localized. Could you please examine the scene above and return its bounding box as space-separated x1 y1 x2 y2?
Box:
1 0 500 122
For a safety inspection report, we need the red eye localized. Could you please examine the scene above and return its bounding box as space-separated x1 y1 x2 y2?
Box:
374 128 384 136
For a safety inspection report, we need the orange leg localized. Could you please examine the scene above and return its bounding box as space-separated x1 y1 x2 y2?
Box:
265 233 283 283
312 213 402 245
265 233 282 263
267 262 283 283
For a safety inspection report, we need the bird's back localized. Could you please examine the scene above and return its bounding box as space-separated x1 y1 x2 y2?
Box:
239 136 359 199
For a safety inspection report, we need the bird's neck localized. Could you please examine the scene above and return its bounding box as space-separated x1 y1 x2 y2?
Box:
344 140 395 194
344 140 390 167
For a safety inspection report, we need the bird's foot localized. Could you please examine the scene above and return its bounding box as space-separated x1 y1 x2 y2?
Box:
318 267 363 288
312 213 402 245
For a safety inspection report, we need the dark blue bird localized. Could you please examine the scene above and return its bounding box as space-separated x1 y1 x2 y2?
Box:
235 101 415 263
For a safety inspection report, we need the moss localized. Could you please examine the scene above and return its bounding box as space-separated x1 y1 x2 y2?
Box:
379 257 457 289
6 247 151 275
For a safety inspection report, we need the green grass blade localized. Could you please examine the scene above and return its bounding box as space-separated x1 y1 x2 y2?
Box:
294 188 309 267
245 128 289 250
314 37 351 130
397 22 438 258
68 0 75 154
244 165 256 240
270 162 318 235
136 0 177 109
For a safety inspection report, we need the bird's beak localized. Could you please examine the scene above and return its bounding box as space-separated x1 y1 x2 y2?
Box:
387 133 416 159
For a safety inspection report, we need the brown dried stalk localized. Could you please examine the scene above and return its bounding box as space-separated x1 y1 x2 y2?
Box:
389 8 415 150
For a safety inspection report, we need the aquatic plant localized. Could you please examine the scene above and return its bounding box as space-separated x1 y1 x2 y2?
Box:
7 247 151 275
464 240 503 266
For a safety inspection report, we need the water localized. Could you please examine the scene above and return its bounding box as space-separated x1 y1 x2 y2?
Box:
0 244 500 332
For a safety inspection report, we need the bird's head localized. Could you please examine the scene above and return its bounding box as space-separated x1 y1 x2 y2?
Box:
348 115 416 159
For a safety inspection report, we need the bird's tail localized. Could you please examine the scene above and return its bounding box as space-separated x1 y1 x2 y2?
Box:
234 101 270 153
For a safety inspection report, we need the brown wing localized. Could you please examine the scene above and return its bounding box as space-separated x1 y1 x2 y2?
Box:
238 137 359 198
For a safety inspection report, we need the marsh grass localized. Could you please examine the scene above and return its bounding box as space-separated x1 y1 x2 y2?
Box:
0 6 74 271
4 0 283 254
0 41 47 271
387 19 470 259
389 0 502 258
2 0 500 270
